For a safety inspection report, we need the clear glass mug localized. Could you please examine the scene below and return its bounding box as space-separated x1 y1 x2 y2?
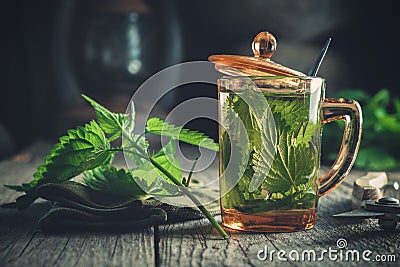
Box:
218 76 362 232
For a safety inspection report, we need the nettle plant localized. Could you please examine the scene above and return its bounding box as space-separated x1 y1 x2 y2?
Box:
3 95 228 238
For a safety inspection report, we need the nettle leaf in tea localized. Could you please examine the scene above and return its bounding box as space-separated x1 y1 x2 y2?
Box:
220 90 319 213
257 125 314 193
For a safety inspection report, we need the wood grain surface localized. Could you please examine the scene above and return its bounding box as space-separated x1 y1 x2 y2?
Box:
1 143 399 266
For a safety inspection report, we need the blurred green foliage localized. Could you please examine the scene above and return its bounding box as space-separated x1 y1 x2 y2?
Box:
322 89 400 170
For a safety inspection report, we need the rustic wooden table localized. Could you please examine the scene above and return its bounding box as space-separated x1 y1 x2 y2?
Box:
0 143 399 266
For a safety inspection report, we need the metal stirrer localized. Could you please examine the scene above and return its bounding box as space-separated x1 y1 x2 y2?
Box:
307 38 332 76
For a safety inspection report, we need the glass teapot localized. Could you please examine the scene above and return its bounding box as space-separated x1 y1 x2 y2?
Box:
209 31 362 232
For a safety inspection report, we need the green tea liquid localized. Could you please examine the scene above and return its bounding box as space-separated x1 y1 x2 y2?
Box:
219 88 321 232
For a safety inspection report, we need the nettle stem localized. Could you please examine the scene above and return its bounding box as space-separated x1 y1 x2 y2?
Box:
185 157 198 187
149 157 229 239
119 144 228 239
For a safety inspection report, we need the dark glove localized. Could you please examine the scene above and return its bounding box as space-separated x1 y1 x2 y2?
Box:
36 181 218 232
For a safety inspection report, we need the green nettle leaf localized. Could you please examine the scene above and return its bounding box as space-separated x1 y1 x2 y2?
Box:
220 94 256 186
395 98 400 114
355 147 398 170
122 133 149 166
129 139 182 197
146 117 219 151
230 94 262 150
370 89 390 108
151 139 182 180
294 122 317 146
245 189 317 213
35 121 113 183
220 110 249 208
332 89 369 102
268 99 308 129
131 162 182 197
2 94 229 238
83 166 148 199
3 120 114 208
322 88 400 171
124 102 136 136
82 94 128 141
253 100 315 193
220 94 319 212
229 94 276 193
255 127 314 193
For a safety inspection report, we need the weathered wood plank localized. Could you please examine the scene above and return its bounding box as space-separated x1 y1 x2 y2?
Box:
0 143 155 267
158 168 400 267
158 216 291 267
2 142 400 266
45 230 155 267
260 177 400 266
0 202 49 266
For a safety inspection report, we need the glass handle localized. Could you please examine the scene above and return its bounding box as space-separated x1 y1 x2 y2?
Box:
318 98 363 196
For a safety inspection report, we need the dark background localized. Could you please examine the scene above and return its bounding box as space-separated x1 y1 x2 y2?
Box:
0 0 398 160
